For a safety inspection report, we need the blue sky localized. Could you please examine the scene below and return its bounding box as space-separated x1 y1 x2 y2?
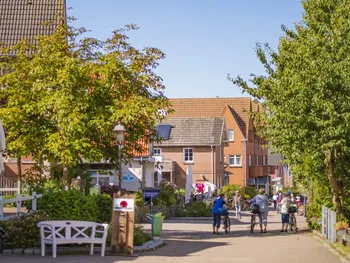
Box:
68 1 304 98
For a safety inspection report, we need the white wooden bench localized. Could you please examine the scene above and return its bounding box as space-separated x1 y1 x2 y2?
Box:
38 220 109 258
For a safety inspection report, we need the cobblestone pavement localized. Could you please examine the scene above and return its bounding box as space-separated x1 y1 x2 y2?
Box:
1 208 348 263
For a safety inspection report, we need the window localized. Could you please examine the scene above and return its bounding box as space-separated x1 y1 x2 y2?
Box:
89 170 112 186
183 148 194 163
153 148 162 156
229 155 242 166
249 155 252 166
263 156 266 166
228 129 234 142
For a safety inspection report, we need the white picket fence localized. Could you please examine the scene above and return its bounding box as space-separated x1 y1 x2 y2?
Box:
0 192 43 221
322 206 337 243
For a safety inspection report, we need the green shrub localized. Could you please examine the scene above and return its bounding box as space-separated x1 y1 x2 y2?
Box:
186 201 212 217
134 225 151 246
243 186 258 200
0 211 49 249
219 184 242 200
135 190 144 207
37 189 97 221
91 193 113 223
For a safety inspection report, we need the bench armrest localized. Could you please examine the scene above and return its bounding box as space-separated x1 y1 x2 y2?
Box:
94 223 109 239
38 223 55 241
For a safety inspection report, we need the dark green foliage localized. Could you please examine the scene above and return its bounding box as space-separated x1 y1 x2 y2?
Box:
37 189 97 221
133 225 151 246
174 202 212 217
0 211 49 249
91 194 113 223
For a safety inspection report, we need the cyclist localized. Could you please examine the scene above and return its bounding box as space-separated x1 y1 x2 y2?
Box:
250 188 269 233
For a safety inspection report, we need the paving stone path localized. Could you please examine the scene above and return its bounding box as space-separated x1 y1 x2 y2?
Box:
1 208 348 263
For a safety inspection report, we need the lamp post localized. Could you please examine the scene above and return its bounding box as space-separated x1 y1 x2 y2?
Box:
113 124 126 190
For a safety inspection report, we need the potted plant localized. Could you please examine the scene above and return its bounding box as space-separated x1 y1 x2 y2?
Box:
334 221 349 243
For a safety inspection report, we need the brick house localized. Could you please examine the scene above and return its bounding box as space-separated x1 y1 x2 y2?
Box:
152 117 227 188
169 98 270 193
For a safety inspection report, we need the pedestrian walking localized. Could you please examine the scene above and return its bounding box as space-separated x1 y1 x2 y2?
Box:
212 194 226 235
272 192 278 210
280 193 291 232
234 191 241 219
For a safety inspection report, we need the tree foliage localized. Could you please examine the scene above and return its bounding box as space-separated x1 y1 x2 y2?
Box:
231 0 350 215
0 20 171 184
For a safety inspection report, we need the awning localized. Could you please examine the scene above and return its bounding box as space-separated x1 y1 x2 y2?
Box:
224 171 233 177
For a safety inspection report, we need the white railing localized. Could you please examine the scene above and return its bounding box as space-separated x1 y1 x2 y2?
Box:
322 206 337 243
0 192 43 221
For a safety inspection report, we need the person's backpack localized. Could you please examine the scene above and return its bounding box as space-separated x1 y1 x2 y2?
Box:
250 203 260 214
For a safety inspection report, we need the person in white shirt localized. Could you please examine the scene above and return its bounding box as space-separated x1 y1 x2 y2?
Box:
280 193 291 232
272 193 278 210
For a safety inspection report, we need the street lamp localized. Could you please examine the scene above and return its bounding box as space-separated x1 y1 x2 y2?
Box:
113 123 126 189
241 138 248 187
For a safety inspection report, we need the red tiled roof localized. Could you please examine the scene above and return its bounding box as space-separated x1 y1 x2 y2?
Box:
169 97 252 137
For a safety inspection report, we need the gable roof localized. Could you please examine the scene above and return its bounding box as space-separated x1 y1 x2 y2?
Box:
0 0 66 55
169 98 252 138
154 117 225 147
227 105 246 139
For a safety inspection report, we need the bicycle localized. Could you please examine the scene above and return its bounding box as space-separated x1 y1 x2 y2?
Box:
250 212 257 234
288 204 298 232
250 204 260 234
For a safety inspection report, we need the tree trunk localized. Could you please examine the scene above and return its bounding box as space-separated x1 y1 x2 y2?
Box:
328 153 343 216
17 156 22 194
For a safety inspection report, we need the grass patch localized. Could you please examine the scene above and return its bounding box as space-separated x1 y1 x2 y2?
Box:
334 242 350 255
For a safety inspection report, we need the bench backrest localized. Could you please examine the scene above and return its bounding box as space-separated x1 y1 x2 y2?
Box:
38 220 108 241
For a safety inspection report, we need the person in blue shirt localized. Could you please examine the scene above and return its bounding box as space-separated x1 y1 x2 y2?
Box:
212 194 226 234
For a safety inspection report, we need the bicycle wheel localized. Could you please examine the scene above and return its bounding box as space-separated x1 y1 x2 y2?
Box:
250 214 255 234
293 216 298 232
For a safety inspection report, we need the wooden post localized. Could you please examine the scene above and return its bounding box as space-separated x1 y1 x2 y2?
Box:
32 192 37 211
110 192 135 256
16 193 22 215
0 196 3 221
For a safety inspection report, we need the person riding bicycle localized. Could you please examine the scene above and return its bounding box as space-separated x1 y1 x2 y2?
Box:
249 188 269 233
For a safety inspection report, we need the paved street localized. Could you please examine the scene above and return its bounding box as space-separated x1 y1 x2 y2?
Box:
1 209 347 263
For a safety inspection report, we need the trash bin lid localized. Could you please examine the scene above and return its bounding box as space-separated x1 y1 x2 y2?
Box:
154 213 162 217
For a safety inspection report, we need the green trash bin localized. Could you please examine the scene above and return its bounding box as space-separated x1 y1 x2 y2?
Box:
153 213 164 236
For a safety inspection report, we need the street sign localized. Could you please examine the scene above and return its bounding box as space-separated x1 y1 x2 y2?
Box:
113 198 135 212
144 189 160 198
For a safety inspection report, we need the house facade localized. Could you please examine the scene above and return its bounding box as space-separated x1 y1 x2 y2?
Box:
169 98 270 193
153 117 227 188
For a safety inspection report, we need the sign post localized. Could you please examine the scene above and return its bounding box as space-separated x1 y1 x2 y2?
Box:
110 192 136 256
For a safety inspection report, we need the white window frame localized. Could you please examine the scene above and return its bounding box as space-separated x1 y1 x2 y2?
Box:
249 155 252 167
183 148 194 163
228 129 234 142
153 148 162 156
229 155 242 167
89 170 113 186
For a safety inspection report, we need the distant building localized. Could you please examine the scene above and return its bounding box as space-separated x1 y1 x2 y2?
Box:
169 98 270 193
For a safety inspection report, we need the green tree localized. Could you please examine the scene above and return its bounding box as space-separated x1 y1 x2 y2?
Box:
231 0 350 215
0 21 171 189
